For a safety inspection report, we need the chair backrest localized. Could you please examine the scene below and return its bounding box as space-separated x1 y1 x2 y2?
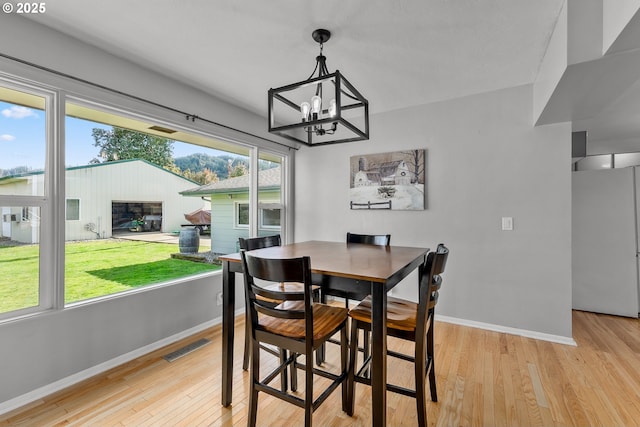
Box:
238 234 281 251
417 244 449 329
346 232 391 246
240 250 315 337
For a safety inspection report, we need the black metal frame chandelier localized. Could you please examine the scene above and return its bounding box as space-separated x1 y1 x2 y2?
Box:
268 29 369 147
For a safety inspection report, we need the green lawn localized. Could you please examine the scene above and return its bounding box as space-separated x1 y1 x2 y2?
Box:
0 239 220 312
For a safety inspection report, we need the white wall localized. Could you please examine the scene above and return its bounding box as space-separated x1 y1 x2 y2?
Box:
1 275 216 404
603 0 640 53
533 0 567 125
295 84 573 339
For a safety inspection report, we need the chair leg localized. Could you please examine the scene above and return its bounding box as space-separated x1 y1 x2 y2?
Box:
346 318 359 416
305 349 314 427
291 352 298 392
414 337 428 427
248 340 260 427
280 348 288 392
316 292 326 365
428 358 437 402
316 345 324 366
340 325 349 412
362 330 370 378
243 313 251 370
427 317 437 402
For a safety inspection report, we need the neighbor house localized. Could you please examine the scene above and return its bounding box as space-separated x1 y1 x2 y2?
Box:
180 166 282 254
0 159 204 243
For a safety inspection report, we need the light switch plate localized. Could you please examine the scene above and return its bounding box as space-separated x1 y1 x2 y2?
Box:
501 217 513 231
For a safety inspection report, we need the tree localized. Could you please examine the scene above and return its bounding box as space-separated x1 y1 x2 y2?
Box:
174 153 250 179
402 149 425 184
0 166 34 177
182 168 219 184
91 127 175 169
229 162 248 177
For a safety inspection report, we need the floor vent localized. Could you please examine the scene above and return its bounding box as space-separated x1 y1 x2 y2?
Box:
163 338 211 362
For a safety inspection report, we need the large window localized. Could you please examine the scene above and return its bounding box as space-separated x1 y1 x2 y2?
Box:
0 71 288 319
63 101 259 303
0 82 48 318
258 152 283 238
0 86 47 196
0 205 41 314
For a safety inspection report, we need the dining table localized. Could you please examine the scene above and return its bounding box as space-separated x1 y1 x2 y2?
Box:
217 240 429 427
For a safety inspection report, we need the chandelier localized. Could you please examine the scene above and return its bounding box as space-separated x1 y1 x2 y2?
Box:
268 29 369 147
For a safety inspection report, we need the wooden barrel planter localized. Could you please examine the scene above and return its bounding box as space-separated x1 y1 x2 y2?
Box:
179 228 200 254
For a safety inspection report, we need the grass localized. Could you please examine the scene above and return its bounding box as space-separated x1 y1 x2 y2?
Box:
0 239 220 313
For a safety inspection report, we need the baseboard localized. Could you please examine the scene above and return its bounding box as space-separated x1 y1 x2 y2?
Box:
435 314 577 346
0 309 242 417
326 297 577 345
2 309 574 416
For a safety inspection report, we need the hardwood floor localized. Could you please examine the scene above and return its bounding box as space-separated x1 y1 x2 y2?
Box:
1 310 639 426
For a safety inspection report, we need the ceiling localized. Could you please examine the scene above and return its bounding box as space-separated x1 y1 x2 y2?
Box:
25 0 640 153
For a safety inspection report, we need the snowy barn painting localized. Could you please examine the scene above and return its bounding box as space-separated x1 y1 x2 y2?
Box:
349 150 425 210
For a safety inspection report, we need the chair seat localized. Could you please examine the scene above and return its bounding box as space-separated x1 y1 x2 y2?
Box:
259 303 348 341
349 295 418 332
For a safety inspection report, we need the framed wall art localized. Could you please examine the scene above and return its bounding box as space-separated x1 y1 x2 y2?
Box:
349 149 425 210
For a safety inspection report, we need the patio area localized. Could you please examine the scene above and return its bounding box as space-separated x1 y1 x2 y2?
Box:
116 231 211 246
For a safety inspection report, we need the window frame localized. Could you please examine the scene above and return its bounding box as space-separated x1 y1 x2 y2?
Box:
21 206 30 221
0 69 292 322
0 77 57 321
258 202 282 230
234 202 250 229
65 198 80 221
235 202 283 230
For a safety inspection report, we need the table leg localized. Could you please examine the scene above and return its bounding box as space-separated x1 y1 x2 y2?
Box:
221 260 235 407
370 281 387 427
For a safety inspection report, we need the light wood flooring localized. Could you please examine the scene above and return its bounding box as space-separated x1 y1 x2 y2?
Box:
1 310 639 426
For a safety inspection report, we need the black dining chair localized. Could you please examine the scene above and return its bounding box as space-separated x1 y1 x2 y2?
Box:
317 232 391 365
241 250 349 427
238 234 282 251
346 232 391 247
239 235 284 374
238 235 320 390
320 232 391 307
346 243 449 427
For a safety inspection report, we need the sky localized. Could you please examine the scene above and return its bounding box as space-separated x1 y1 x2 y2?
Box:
0 101 229 172
0 101 48 170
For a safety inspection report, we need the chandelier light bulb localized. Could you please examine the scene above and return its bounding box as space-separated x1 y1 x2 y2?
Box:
328 99 337 118
311 95 322 114
300 102 310 121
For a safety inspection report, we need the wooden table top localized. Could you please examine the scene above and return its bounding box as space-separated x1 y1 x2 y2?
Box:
219 240 429 283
